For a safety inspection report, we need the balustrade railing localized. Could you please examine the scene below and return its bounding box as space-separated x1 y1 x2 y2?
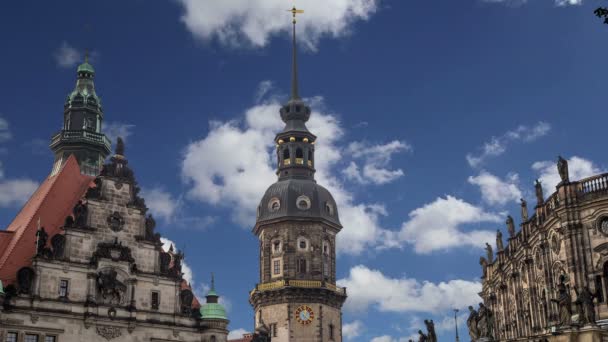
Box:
250 279 346 295
577 173 608 195
50 130 111 150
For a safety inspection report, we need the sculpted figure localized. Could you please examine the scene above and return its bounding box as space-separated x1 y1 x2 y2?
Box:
477 303 494 339
424 319 436 342
417 330 428 342
467 305 480 340
51 234 66 259
535 179 544 206
506 215 515 238
485 243 493 263
496 229 504 252
520 198 528 221
480 257 488 278
575 286 596 325
252 320 271 342
551 276 572 326
35 227 48 255
557 156 569 183
115 137 125 156
73 200 88 227
145 214 156 240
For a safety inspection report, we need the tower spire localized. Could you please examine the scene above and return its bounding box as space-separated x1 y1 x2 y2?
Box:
288 6 304 100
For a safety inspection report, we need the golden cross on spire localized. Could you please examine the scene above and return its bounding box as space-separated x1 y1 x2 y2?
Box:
288 6 304 24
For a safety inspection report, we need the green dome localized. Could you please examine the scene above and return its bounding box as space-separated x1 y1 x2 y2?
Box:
200 302 227 320
77 61 95 74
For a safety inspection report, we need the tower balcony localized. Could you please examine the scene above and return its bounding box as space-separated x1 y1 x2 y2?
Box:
50 129 111 153
249 279 347 298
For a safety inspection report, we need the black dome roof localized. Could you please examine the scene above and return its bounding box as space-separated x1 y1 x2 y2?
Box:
256 179 341 228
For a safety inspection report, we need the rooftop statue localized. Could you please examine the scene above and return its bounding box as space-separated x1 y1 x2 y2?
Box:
557 155 569 183
496 229 504 252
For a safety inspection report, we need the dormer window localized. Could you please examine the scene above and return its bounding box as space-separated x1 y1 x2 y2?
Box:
325 202 334 216
268 198 281 212
297 237 309 251
273 240 282 253
296 195 311 210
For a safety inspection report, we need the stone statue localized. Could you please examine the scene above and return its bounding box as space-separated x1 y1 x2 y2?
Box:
51 234 66 259
424 319 437 342
574 286 596 325
252 320 271 342
485 243 493 263
17 267 35 294
73 200 88 227
115 137 125 156
557 156 569 183
480 257 489 278
35 227 48 255
145 214 157 241
180 289 194 315
535 179 544 206
506 215 515 238
417 330 428 342
477 302 494 339
159 252 171 274
467 305 480 340
496 229 504 252
97 269 127 305
551 276 572 326
520 198 528 221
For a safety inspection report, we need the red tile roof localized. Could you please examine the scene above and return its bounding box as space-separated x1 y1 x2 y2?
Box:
228 333 253 342
0 155 93 285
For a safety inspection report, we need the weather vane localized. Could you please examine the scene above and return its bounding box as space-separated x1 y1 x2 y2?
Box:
288 6 304 24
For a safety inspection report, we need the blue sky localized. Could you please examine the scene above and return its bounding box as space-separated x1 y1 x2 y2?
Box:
1 0 607 341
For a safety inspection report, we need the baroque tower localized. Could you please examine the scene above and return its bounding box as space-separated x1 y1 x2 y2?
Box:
249 7 347 342
50 56 111 176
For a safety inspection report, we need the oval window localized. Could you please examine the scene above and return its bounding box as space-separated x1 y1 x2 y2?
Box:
296 195 311 210
268 197 281 212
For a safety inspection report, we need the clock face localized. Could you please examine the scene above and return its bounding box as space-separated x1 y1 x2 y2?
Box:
295 305 314 325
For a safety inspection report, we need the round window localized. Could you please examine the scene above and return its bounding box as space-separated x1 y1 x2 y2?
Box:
299 240 307 249
268 198 281 212
600 217 608 236
296 195 311 210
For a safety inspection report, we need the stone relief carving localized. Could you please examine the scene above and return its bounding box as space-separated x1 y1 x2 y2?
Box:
90 238 135 266
96 326 122 340
107 211 125 232
551 234 561 254
96 269 127 306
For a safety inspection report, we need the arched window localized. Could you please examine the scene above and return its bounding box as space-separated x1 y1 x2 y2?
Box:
210 336 216 342
297 259 307 274
308 149 314 166
296 148 304 165
283 148 290 160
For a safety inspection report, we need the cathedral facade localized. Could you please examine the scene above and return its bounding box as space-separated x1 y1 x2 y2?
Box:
247 9 347 342
0 60 228 342
473 157 608 341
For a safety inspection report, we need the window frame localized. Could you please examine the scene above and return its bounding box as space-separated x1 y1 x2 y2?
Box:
24 334 39 342
151 291 160 310
6 332 18 342
58 279 69 298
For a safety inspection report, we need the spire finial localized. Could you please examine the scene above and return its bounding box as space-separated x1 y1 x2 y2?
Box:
288 6 304 100
84 49 89 63
211 272 215 291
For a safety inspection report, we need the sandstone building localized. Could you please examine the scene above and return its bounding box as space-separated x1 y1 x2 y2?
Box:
0 59 229 342
474 157 608 341
246 8 348 342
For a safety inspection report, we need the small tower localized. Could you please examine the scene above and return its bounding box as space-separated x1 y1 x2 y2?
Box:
200 274 229 340
249 7 347 342
50 55 111 176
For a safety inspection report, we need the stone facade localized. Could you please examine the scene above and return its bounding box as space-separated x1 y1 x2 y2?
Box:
0 153 229 341
475 159 608 341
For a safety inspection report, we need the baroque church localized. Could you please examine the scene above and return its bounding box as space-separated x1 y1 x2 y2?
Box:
468 157 608 341
1 8 347 342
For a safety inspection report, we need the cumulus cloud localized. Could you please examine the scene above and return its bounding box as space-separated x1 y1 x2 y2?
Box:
397 196 500 254
532 156 603 195
370 336 408 342
103 122 135 144
181 84 397 255
141 187 181 222
343 140 410 185
468 171 522 206
0 117 11 142
338 265 482 314
342 320 364 340
228 329 249 340
176 0 379 49
0 179 39 208
466 122 550 168
54 42 82 68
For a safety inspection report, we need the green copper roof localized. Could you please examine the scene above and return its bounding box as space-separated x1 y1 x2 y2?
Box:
77 61 95 74
200 303 227 320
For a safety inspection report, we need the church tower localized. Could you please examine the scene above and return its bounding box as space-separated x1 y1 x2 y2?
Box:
249 7 347 342
50 55 111 176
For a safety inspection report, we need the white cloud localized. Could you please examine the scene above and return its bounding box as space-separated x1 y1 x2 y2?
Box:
343 140 410 185
160 237 194 285
141 187 181 222
0 117 11 142
54 42 82 68
338 265 482 314
181 85 395 255
343 320 364 340
397 196 500 254
370 336 408 342
532 156 603 195
466 122 551 168
177 0 379 49
228 329 249 340
468 171 522 206
103 122 135 144
482 0 581 6
0 179 39 208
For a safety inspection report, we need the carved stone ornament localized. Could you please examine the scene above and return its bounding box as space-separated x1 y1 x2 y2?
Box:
90 239 135 266
599 217 608 236
535 249 543 270
551 234 561 254
96 326 122 340
107 211 125 232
